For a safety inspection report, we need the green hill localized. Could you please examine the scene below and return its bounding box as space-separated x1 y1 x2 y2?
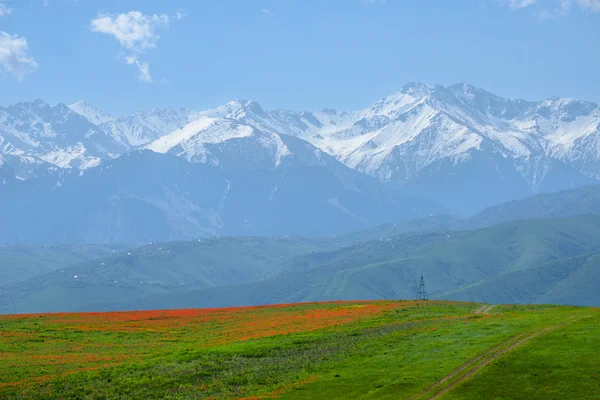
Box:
114 215 600 311
4 185 600 314
332 184 600 246
0 301 597 399
0 236 342 314
468 184 600 226
0 244 123 286
441 251 600 306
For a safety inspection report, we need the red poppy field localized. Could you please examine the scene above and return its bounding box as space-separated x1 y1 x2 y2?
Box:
0 301 598 399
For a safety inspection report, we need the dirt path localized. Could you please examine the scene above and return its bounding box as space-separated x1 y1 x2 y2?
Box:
473 304 496 314
419 318 583 400
472 305 486 314
481 304 495 314
408 332 526 400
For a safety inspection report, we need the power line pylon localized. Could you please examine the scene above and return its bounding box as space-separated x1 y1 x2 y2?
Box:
416 274 428 301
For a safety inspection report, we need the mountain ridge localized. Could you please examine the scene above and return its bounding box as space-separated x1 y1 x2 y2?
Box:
2 83 599 214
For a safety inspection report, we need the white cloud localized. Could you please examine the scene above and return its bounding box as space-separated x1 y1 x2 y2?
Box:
538 0 572 18
261 8 276 17
578 0 600 11
0 32 38 80
91 10 184 83
126 56 151 83
0 1 13 16
502 0 537 9
90 11 171 52
497 0 600 14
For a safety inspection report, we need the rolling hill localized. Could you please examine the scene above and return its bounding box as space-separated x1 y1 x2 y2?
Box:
111 215 600 311
0 301 597 399
0 244 123 286
441 251 600 306
4 214 600 314
469 184 600 227
334 184 600 243
0 236 346 314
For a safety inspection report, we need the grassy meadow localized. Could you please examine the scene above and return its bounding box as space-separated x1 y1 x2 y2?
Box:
0 301 598 399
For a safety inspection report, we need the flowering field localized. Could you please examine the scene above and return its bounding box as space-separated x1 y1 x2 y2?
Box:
0 301 597 399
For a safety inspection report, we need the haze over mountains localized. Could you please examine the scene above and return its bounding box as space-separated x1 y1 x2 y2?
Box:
3 185 600 313
1 82 600 245
4 184 597 313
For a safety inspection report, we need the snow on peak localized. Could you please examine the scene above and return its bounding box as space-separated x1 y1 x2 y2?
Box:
192 100 245 119
3 83 600 188
146 116 218 153
359 90 424 120
259 132 292 167
239 100 267 118
68 101 115 125
400 82 434 98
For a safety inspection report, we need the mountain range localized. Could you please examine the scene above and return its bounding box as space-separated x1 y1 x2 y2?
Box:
1 83 599 243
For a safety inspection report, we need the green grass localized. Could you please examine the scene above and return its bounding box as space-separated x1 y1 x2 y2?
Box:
441 313 600 400
0 301 597 399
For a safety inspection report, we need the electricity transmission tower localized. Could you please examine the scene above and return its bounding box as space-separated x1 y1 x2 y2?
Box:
416 274 428 301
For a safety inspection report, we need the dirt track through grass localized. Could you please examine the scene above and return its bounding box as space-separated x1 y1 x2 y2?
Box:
420 317 589 400
409 332 527 400
473 304 495 314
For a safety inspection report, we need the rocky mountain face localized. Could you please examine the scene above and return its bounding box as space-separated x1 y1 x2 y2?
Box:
2 83 599 218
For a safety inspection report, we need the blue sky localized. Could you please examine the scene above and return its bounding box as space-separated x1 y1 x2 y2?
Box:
0 0 599 115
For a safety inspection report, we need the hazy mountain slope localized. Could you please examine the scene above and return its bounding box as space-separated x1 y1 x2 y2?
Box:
334 215 462 244
0 237 346 314
468 184 600 226
327 184 600 249
441 251 600 306
110 215 600 311
0 244 123 286
0 154 16 185
0 150 445 244
4 214 600 313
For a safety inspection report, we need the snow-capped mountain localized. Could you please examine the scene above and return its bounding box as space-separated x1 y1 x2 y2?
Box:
69 101 195 147
0 100 197 179
173 83 598 212
2 84 599 213
219 83 600 187
68 101 115 126
96 107 193 147
0 100 124 176
147 116 305 170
